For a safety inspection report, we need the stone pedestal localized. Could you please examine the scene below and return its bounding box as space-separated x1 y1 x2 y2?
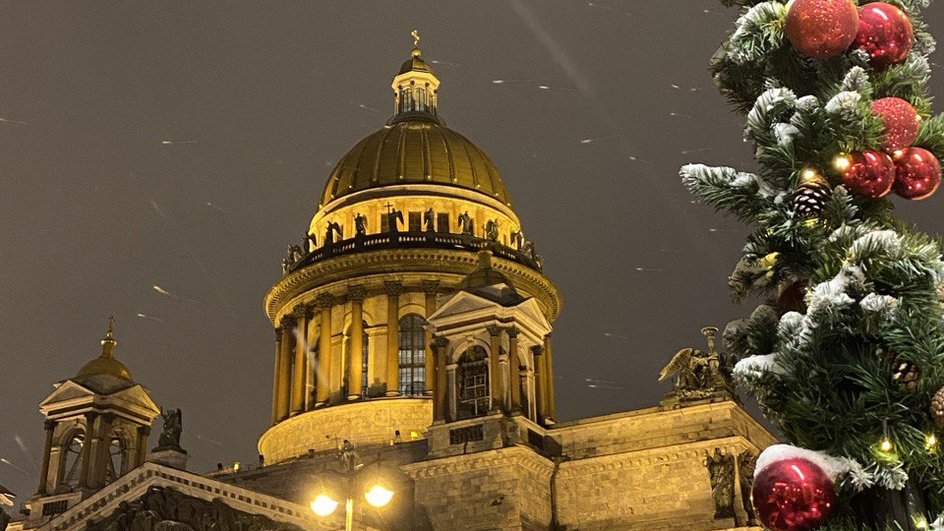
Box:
147 448 189 471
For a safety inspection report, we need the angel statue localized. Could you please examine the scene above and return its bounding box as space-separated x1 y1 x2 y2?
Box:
157 408 183 451
457 211 474 236
659 326 732 401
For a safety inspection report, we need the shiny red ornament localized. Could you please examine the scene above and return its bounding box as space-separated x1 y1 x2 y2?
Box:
892 147 942 200
840 150 896 198
871 97 920 151
853 3 913 70
752 458 836 531
786 0 859 59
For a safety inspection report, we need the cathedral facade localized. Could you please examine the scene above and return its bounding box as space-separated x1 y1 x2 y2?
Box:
6 45 775 531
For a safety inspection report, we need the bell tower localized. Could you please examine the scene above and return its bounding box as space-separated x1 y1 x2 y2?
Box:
25 320 160 527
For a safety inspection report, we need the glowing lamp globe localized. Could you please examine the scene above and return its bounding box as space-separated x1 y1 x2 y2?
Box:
310 494 339 516
364 485 395 508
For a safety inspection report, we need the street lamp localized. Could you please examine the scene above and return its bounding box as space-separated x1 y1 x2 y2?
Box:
310 440 394 531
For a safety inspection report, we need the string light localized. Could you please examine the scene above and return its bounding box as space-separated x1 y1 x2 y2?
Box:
833 153 851 172
880 438 894 452
926 433 938 451
801 167 819 182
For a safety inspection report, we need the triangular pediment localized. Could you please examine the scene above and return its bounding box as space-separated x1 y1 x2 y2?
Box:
39 381 97 408
429 290 500 322
36 462 323 531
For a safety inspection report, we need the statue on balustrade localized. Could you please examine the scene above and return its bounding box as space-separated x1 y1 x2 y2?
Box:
325 221 342 245
485 219 499 242
458 211 473 236
354 213 367 237
423 208 435 232
306 233 317 250
659 326 733 401
387 207 403 232
738 450 758 525
511 230 524 251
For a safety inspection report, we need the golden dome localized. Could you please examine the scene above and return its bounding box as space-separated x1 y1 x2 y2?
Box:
77 320 133 380
321 120 512 207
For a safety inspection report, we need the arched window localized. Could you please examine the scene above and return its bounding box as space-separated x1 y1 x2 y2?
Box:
59 430 85 490
104 434 127 484
398 314 426 396
457 346 489 419
344 322 369 397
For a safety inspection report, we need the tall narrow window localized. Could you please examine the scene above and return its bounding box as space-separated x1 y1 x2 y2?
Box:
457 346 490 419
437 213 450 233
60 431 85 490
398 314 426 396
408 212 422 232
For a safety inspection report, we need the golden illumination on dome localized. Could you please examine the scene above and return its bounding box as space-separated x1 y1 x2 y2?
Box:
319 36 512 208
321 121 512 207
77 317 133 380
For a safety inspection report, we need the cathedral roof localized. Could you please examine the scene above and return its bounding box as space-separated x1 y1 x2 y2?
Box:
319 45 512 208
76 319 133 381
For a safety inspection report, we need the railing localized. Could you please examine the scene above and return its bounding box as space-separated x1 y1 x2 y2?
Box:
285 231 543 274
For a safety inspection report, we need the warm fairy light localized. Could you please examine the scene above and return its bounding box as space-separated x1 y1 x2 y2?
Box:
880 438 894 452
310 494 339 516
915 515 929 530
364 484 394 507
801 168 818 181
833 154 851 172
927 433 938 450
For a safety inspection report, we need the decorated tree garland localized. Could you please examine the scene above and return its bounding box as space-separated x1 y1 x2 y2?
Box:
682 0 944 529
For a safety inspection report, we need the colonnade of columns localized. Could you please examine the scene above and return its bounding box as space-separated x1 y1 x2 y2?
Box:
270 281 442 425
430 328 556 426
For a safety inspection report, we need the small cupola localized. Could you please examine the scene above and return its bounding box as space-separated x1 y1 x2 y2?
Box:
389 30 441 124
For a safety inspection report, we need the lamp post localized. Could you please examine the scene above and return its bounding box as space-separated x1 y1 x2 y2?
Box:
309 440 394 531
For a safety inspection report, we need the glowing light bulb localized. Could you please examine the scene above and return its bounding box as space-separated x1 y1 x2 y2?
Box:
927 433 938 450
880 438 894 452
310 494 339 516
364 484 394 507
801 168 818 181
833 154 851 172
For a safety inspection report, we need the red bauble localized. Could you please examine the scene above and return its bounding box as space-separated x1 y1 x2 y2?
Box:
840 150 896 198
871 97 920 151
786 0 859 59
752 458 836 531
893 147 942 200
853 3 913 70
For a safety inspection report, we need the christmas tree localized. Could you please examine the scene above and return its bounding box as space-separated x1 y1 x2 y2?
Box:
682 1 944 529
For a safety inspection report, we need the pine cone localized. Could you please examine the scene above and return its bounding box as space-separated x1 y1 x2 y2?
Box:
792 171 831 218
932 387 944 430
892 359 920 391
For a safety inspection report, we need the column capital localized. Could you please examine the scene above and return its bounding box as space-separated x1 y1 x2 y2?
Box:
348 285 367 302
531 345 543 357
432 335 450 349
383 280 403 297
422 279 440 295
44 419 57 431
292 304 310 320
486 324 503 338
139 426 151 436
506 326 520 339
314 293 334 309
280 315 296 329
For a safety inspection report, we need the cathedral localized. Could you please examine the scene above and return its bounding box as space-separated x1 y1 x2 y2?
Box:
4 43 776 531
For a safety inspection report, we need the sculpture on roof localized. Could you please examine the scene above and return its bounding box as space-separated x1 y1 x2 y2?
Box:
354 213 367 237
423 208 435 232
659 326 732 401
325 221 342 245
485 219 499 242
511 230 524 251
156 408 183 451
457 211 473 236
704 448 735 519
386 207 403 233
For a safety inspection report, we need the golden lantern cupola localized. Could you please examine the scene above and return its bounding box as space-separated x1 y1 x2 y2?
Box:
389 30 440 123
76 317 133 381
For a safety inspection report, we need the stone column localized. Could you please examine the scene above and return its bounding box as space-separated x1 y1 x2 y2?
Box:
92 414 115 488
315 295 333 406
486 325 505 412
508 327 522 414
532 346 548 425
422 280 439 396
136 426 150 467
270 327 283 424
543 334 557 422
432 336 449 422
78 413 97 488
276 319 294 421
446 363 458 422
291 305 309 416
348 285 366 400
384 281 402 396
37 420 55 495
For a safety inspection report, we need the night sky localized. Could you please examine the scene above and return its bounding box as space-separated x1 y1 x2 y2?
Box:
4 0 944 503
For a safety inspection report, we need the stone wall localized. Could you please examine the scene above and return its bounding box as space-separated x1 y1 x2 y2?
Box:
258 399 432 463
